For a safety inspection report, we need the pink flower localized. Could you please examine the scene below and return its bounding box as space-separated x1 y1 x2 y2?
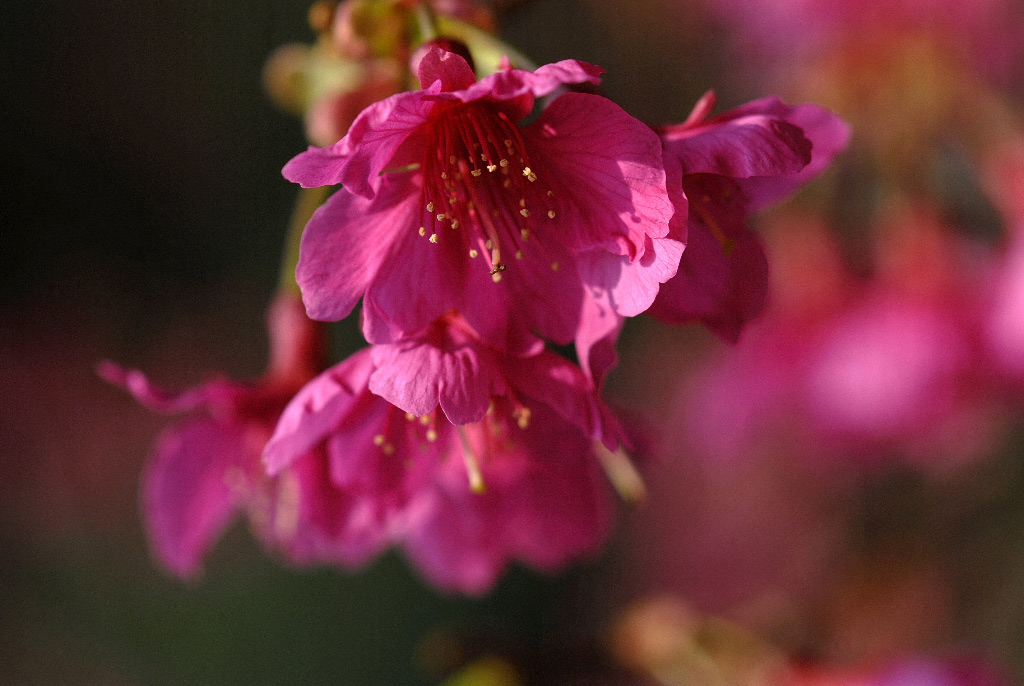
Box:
283 47 680 351
98 294 339 577
648 92 850 340
263 313 620 593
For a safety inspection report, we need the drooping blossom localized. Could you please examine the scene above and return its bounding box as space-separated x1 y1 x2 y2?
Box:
283 46 681 352
98 294 337 576
648 91 850 340
263 312 620 593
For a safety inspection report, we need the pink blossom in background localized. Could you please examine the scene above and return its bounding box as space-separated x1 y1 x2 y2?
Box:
263 313 620 594
788 656 1008 686
649 91 850 340
983 142 1024 387
627 442 849 624
99 294 333 577
987 233 1024 384
701 0 1024 85
283 46 681 351
681 209 1000 472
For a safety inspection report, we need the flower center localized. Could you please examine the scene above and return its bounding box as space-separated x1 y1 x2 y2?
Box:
419 102 558 281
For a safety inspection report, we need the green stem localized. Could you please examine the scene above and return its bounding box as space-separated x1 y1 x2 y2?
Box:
414 2 439 44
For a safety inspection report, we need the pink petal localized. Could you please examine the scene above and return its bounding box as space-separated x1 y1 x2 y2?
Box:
648 219 770 341
576 233 685 318
296 175 421 322
416 46 478 91
530 92 674 258
513 350 621 446
661 107 813 180
330 91 435 199
359 198 475 344
357 186 580 352
263 350 375 475
284 451 390 567
402 488 508 594
574 288 624 388
142 419 243 577
456 232 584 349
282 144 351 189
368 330 507 425
97 361 221 414
504 411 612 569
740 102 851 211
449 59 604 106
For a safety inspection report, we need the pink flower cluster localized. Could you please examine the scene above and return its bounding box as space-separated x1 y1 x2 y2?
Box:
106 43 847 592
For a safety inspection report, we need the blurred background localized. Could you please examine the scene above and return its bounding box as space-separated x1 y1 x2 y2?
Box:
3 0 1024 683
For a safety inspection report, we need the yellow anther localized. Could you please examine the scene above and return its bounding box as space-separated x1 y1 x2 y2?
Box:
436 213 446 221
547 190 554 197
419 415 431 426
485 240 493 250
426 202 435 212
373 434 385 446
418 226 426 236
527 172 537 182
503 179 512 188
451 220 460 229
515 250 524 259
491 272 502 283
551 262 560 271
471 169 482 177
382 443 395 455
519 198 526 207
449 155 457 164
487 164 497 172
520 208 530 217
469 248 479 258
426 429 438 442
499 159 509 168
429 233 439 243
504 139 513 148
520 229 530 240
405 413 416 421
547 210 556 219
522 167 532 177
